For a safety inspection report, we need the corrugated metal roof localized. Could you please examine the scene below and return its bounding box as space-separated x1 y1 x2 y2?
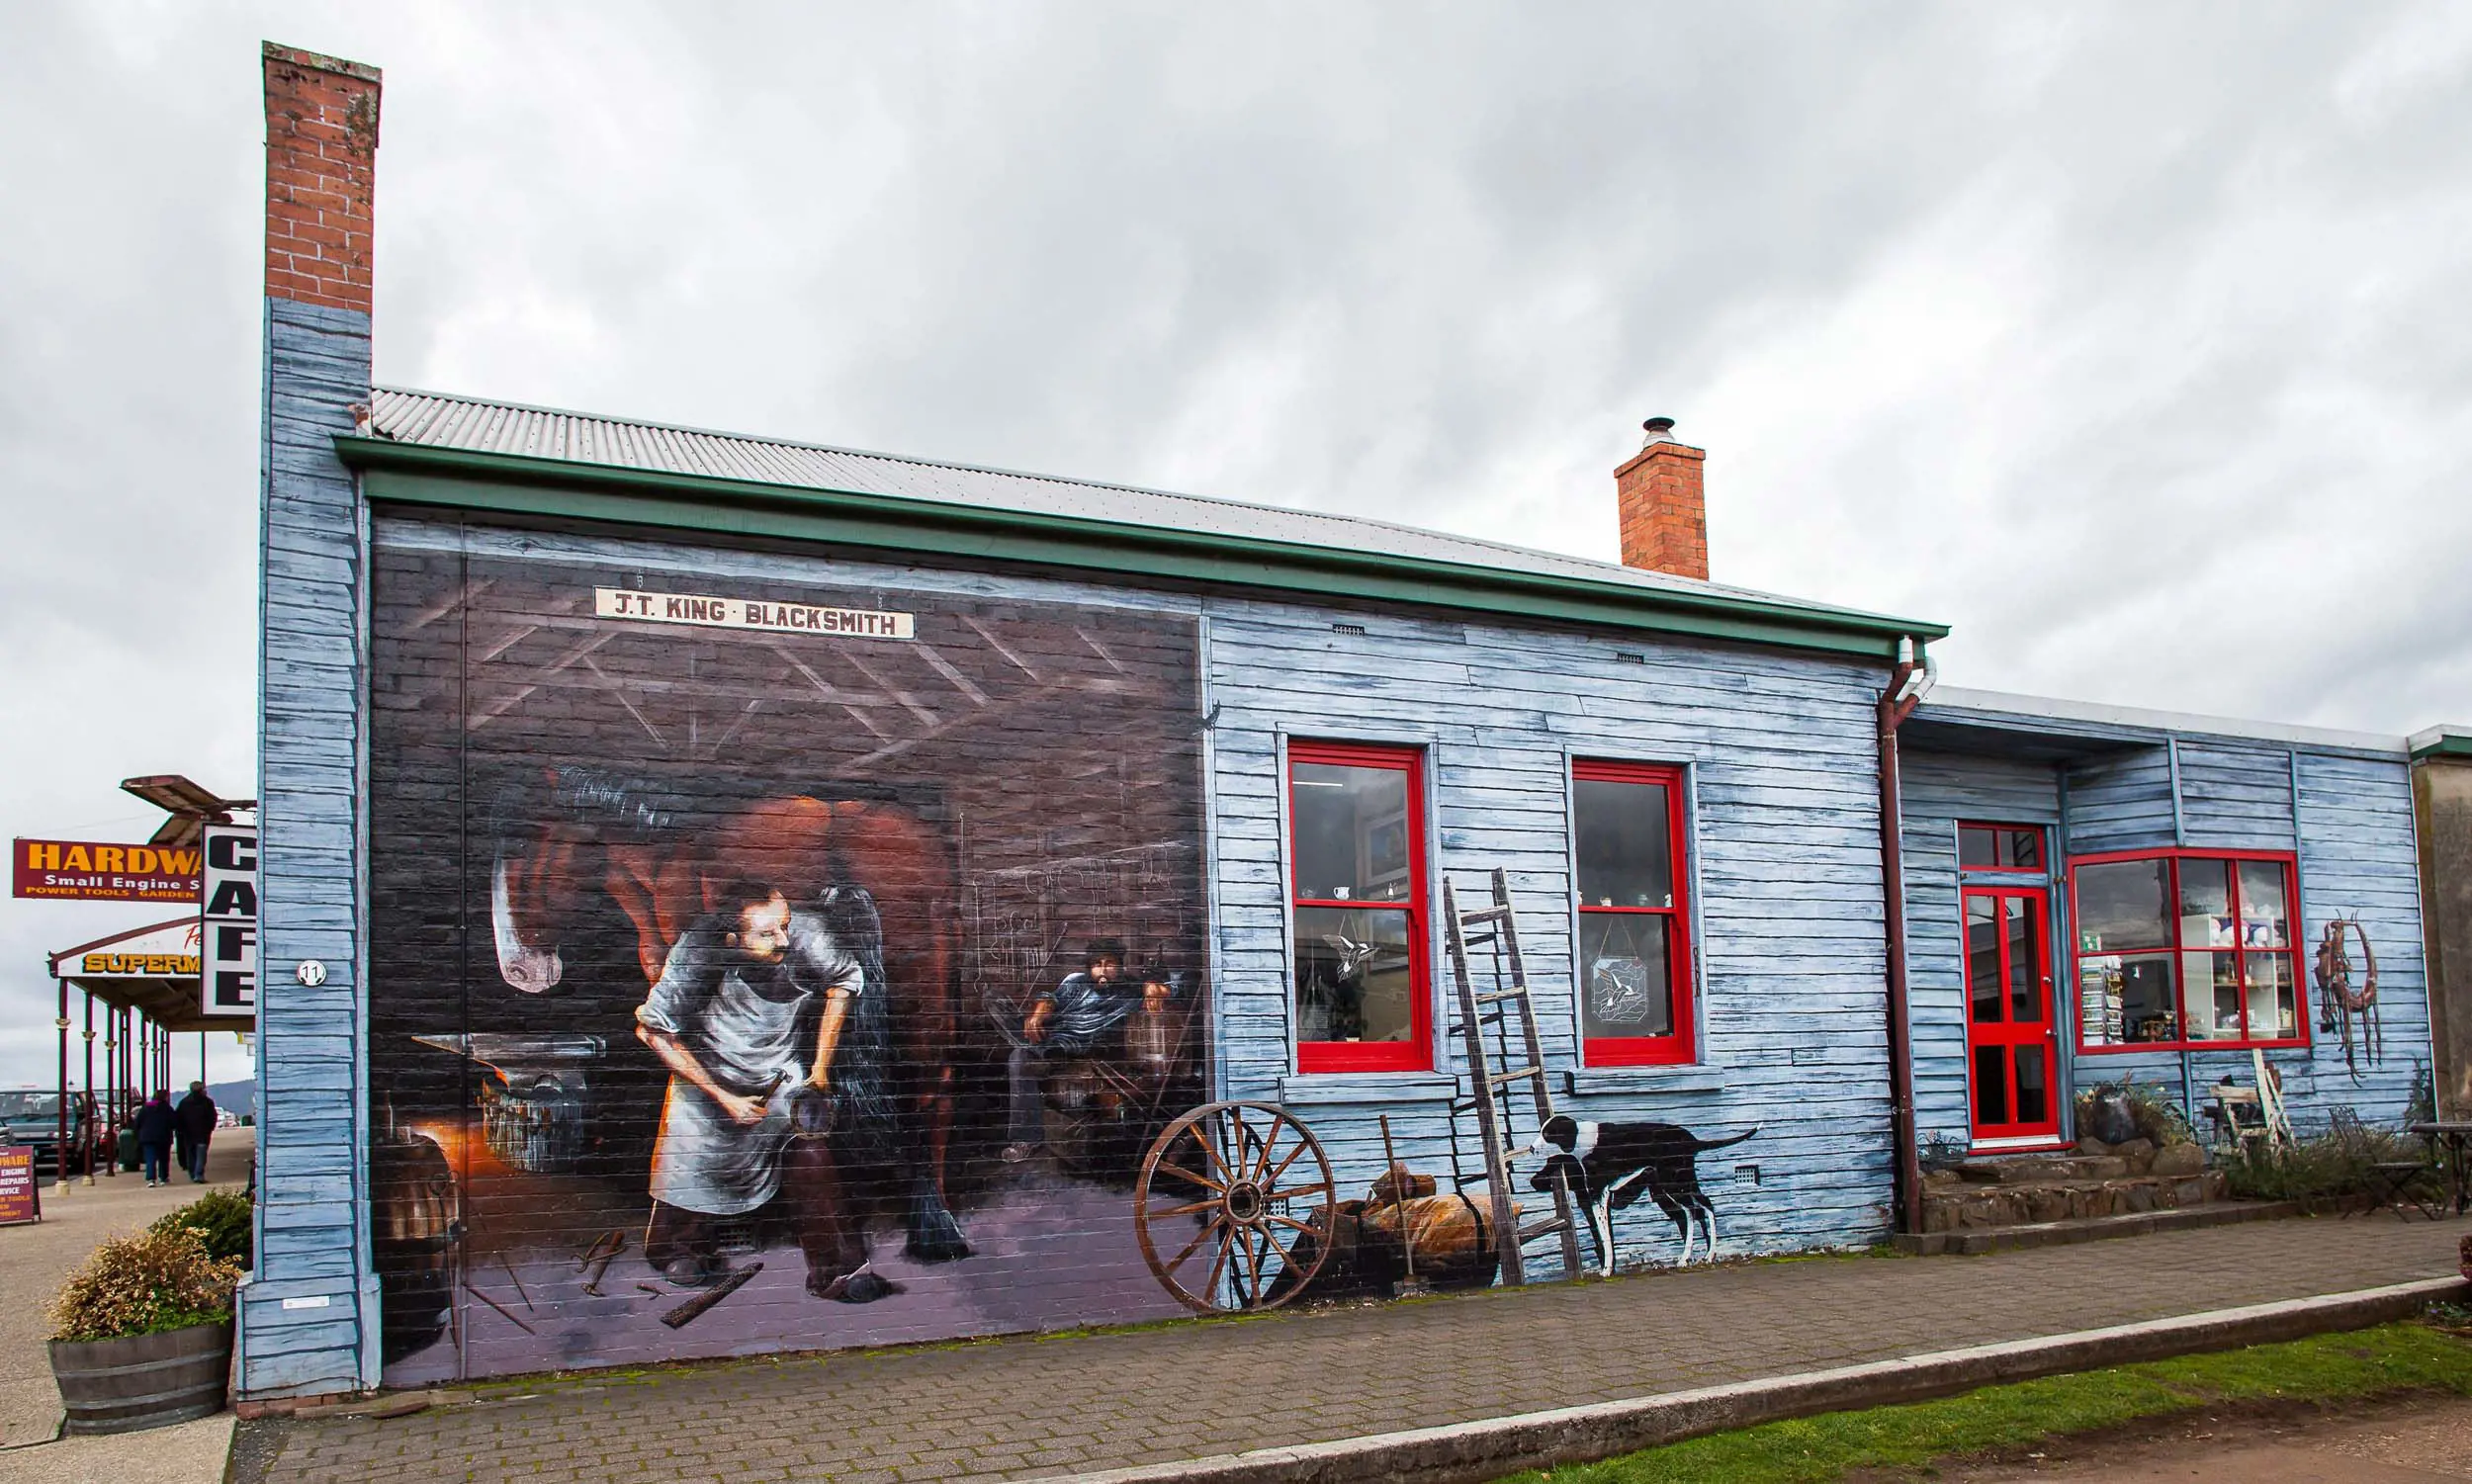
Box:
1919 685 2411 756
366 388 1901 625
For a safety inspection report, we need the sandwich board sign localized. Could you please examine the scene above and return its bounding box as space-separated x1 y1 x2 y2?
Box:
200 825 257 1018
0 1147 38 1225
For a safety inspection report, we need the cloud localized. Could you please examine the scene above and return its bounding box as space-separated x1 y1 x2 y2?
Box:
0 3 2465 1082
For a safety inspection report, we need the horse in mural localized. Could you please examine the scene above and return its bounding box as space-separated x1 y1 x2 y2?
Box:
487 764 971 1262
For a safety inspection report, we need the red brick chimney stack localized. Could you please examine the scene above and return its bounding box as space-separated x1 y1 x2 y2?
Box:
1614 417 1709 581
263 44 381 312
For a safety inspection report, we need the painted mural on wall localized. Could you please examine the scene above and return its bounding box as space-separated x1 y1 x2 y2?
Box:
369 538 1211 1383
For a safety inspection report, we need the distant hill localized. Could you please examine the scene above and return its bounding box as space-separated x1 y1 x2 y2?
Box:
206 1079 254 1119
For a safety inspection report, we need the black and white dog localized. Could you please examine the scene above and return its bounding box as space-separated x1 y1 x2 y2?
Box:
1521 1114 1757 1274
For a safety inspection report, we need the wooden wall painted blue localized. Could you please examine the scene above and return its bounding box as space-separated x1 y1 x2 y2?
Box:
2283 750 2432 1125
1897 750 2064 1151
243 297 375 1396
2061 748 2178 855
1898 734 2432 1143
1204 599 1898 1266
2177 742 2301 852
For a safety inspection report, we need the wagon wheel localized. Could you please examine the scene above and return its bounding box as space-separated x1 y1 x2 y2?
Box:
1133 1100 1336 1314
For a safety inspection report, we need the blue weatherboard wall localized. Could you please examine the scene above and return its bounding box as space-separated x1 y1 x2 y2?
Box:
1898 722 2433 1148
1898 749 2064 1153
242 296 376 1395
1206 601 1898 1262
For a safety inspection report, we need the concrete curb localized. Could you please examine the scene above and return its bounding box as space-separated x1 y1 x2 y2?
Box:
1057 1276 2471 1484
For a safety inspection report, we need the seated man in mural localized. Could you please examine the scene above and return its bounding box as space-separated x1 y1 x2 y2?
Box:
634 877 897 1302
1004 937 1174 1163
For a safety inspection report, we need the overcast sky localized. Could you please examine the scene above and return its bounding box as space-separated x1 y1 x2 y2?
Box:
2 2 2466 1088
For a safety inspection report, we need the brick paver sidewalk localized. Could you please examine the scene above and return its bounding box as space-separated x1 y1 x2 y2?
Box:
232 1213 2470 1484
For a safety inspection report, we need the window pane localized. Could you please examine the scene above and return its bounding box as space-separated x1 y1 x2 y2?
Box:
2183 949 2242 1039
1962 826 2043 869
2014 1046 2049 1124
2238 861 2290 948
2006 897 2046 1022
1974 1045 2009 1126
1292 907 1415 1044
1291 762 1412 903
2076 860 2171 951
2247 953 2298 1040
1967 897 2003 1024
1580 912 1673 1039
2080 953 2177 1044
1573 777 1673 910
2179 859 2233 948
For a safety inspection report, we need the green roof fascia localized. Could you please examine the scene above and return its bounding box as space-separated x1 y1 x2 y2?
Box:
335 437 1949 660
2412 728 2472 761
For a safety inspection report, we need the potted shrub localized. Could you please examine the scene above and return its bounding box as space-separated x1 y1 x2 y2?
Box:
47 1223 242 1434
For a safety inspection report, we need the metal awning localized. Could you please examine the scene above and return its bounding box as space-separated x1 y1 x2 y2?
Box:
46 917 253 1033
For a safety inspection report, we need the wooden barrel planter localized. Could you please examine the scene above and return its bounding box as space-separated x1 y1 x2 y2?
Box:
48 1320 231 1435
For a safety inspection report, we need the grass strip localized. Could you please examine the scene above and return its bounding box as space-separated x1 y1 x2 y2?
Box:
1501 1319 2472 1484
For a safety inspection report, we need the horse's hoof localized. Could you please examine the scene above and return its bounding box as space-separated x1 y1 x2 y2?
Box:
906 1230 973 1264
907 1204 972 1263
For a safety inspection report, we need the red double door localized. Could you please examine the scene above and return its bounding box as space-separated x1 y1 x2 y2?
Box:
1964 886 2061 1143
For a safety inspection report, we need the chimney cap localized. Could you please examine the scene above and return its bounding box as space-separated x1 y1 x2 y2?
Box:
1641 416 1678 447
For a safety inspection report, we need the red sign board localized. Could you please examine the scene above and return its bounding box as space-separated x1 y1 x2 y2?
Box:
0 1147 38 1225
12 838 201 903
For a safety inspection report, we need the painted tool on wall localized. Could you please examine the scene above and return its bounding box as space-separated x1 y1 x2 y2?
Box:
2314 917 2382 1082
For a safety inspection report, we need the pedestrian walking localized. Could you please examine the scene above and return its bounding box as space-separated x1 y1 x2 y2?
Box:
175 1082 218 1183
134 1090 176 1187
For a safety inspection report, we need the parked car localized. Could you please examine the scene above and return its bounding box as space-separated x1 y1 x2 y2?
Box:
0 1089 93 1177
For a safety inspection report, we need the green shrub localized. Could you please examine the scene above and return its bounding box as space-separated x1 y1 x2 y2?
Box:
50 1227 242 1343
2118 1080 2195 1146
2222 1127 2439 1205
149 1189 252 1266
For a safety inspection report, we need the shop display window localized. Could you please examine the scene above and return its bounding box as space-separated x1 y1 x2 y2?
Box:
1288 741 1431 1072
1571 759 1695 1066
2070 849 2305 1052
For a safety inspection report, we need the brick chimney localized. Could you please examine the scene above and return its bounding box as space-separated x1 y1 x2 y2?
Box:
1614 417 1709 580
263 44 381 310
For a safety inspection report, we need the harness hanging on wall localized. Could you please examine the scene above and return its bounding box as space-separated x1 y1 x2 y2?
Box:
2313 917 2381 1083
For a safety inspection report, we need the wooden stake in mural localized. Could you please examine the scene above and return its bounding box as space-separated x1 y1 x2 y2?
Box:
1379 1114 1428 1298
1441 870 1583 1285
660 1262 762 1329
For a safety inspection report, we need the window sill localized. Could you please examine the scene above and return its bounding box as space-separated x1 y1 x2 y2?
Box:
1563 1065 1726 1097
2078 1041 2311 1056
1276 1072 1458 1106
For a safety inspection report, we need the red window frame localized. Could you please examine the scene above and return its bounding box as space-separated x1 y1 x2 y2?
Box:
1958 822 2048 874
1287 740 1432 1074
2066 847 2309 1054
1572 758 1696 1068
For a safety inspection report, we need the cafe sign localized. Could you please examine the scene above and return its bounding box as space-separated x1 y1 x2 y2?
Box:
201 824 258 1017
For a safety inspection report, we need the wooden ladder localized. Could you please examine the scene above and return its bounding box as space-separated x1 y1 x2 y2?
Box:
1443 868 1583 1284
